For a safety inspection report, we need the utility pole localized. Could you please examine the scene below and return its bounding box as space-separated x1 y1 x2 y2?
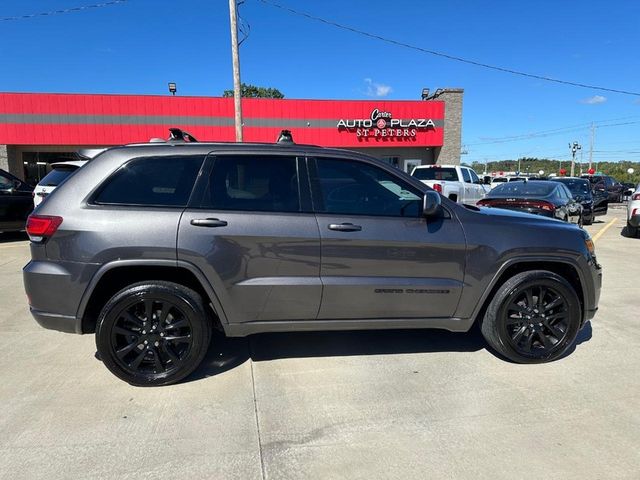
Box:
569 141 581 177
588 122 595 172
229 0 243 142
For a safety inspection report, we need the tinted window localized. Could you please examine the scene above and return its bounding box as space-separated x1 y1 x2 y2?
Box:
488 181 556 198
0 172 13 190
492 178 507 184
552 179 590 196
313 158 422 217
469 169 480 183
201 155 300 212
94 155 203 207
412 167 458 181
461 168 472 183
39 167 78 187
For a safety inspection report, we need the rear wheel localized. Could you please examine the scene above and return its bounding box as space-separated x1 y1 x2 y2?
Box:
96 281 212 386
628 221 639 238
481 271 582 363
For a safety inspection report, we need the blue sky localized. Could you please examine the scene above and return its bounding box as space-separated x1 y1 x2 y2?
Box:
2 0 639 165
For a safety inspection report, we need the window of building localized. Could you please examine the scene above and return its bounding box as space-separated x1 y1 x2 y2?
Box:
94 155 204 207
312 158 422 217
200 155 300 213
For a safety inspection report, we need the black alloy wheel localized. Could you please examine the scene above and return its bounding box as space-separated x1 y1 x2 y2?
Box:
502 285 570 359
110 298 193 377
481 270 582 363
96 282 212 386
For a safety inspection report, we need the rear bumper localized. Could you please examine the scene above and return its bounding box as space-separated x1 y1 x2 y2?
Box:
628 214 640 228
23 260 98 334
30 308 80 334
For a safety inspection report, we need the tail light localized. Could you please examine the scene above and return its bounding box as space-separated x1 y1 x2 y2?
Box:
477 199 490 206
26 215 63 242
531 200 556 212
432 183 443 193
633 193 640 200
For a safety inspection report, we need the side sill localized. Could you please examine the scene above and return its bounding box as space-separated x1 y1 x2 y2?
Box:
223 317 474 337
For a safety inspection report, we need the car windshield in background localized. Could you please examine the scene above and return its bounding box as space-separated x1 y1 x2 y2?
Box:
39 167 78 187
492 178 507 183
488 181 556 197
553 179 590 195
412 167 457 181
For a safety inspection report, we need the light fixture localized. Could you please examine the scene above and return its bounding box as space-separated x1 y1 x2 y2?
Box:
421 88 430 100
168 82 177 96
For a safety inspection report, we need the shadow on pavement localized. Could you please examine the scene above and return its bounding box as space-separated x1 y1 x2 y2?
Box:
0 232 28 244
188 321 594 382
188 327 487 382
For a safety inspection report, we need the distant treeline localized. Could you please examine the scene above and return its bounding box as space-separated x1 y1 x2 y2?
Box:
470 158 640 184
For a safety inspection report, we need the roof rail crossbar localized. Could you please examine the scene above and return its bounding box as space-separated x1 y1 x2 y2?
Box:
168 128 198 143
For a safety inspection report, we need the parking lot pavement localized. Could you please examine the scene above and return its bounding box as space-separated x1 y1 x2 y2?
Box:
1 207 639 480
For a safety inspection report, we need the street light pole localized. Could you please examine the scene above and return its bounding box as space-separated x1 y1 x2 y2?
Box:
229 0 243 142
569 141 581 177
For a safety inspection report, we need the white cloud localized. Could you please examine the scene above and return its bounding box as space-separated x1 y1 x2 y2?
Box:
364 78 392 97
580 95 607 105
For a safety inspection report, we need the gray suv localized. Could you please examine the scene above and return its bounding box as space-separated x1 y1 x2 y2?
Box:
23 132 602 386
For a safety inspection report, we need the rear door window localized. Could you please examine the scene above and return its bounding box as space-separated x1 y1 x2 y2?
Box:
94 155 204 207
461 168 472 183
200 155 300 213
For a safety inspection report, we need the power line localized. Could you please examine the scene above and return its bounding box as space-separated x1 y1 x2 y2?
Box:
0 1 128 22
257 0 640 97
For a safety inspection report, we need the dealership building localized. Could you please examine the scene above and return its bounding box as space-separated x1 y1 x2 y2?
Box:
0 88 463 185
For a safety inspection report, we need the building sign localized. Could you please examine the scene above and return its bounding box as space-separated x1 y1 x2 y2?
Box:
337 108 436 139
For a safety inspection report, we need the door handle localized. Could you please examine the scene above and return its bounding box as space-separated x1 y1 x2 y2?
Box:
190 218 228 227
328 223 362 232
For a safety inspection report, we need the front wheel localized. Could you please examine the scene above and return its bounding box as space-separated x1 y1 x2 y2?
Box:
96 281 212 386
481 271 582 363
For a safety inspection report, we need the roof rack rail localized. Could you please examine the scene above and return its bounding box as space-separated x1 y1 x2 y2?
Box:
276 129 294 144
168 128 198 143
77 148 107 160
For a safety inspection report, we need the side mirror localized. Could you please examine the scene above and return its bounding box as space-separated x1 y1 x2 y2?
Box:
422 190 441 217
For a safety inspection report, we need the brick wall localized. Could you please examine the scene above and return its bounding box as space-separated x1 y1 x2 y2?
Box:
434 89 463 165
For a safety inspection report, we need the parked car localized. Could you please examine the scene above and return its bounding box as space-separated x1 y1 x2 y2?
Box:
550 177 607 225
0 169 34 233
581 174 625 203
23 129 601 386
411 165 487 204
33 160 87 207
627 184 640 237
622 182 636 200
490 177 508 189
477 180 583 225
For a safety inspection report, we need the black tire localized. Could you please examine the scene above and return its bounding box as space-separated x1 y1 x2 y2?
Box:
481 270 582 363
583 216 592 226
96 281 212 386
628 222 639 238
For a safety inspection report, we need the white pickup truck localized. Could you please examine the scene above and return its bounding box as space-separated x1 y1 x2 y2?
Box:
410 164 489 204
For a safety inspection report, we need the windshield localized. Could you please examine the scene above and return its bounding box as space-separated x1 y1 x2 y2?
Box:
492 178 507 183
412 167 458 181
488 181 556 198
552 179 590 195
38 166 78 187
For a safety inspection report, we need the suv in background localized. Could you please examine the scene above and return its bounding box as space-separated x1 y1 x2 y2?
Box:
582 174 624 203
23 130 602 386
33 160 87 207
0 169 33 233
411 165 487 204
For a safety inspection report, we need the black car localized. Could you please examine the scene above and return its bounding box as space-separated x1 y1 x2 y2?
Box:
582 174 625 203
0 169 34 233
477 179 582 225
550 177 608 225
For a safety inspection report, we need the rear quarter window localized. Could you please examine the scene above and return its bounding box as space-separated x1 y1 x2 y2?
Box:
93 155 204 207
39 167 77 187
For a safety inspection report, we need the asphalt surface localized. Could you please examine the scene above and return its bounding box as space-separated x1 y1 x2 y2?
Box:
0 207 638 479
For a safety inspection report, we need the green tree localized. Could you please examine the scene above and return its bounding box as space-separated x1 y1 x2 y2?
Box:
222 83 284 99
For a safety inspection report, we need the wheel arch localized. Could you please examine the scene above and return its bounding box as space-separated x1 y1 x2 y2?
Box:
77 259 229 334
472 258 586 328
